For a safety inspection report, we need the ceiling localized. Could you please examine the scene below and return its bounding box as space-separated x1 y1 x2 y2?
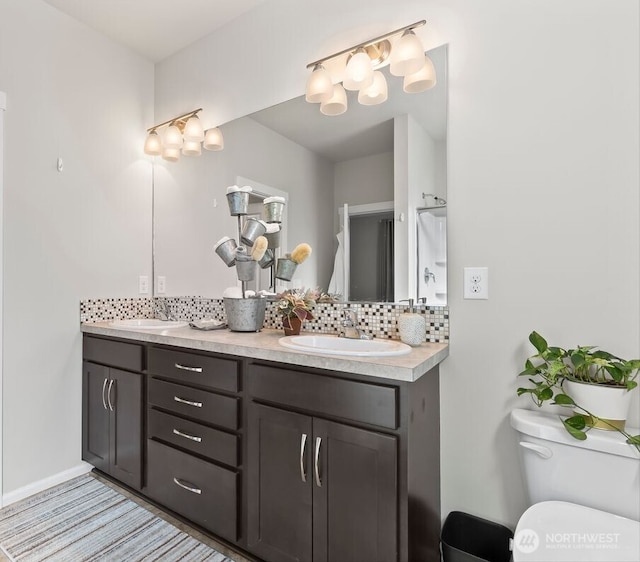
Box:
42 0 268 62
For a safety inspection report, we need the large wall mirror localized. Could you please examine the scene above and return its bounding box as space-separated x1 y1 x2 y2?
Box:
153 44 447 305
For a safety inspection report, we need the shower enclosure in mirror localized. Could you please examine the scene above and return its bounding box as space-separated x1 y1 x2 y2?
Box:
152 44 447 305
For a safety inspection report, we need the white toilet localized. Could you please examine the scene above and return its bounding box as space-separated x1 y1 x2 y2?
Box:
510 408 640 561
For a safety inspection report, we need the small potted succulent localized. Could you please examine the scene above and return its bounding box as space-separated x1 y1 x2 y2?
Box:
276 288 319 335
517 331 640 451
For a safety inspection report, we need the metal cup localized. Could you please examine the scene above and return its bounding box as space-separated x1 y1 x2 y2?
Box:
235 251 256 281
214 236 238 267
258 248 275 269
241 218 267 246
226 190 250 216
263 197 285 223
264 229 281 249
275 258 297 281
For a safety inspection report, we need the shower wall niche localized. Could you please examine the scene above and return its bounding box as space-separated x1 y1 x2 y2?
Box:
417 207 447 305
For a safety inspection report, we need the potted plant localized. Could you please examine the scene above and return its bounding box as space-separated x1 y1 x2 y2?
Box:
276 288 319 335
517 331 640 451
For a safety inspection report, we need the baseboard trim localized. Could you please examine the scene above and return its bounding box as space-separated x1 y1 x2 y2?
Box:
2 462 93 507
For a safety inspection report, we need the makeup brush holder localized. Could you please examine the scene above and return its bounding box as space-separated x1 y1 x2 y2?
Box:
214 236 238 267
275 258 297 281
241 218 267 246
224 297 266 332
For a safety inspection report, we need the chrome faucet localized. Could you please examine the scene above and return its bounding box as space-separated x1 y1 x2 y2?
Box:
154 298 176 321
339 309 371 340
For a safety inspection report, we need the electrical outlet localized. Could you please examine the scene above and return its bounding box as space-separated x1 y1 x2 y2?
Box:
464 267 488 299
157 276 166 294
138 275 149 295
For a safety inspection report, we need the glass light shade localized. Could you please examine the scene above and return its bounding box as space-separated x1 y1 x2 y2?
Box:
163 124 183 149
183 116 205 142
358 71 388 105
403 56 437 93
305 64 334 103
143 131 162 156
389 30 426 76
320 84 348 116
162 146 180 162
343 49 374 91
203 127 224 151
182 140 202 156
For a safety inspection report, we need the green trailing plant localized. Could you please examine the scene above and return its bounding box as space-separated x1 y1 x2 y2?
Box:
517 331 640 451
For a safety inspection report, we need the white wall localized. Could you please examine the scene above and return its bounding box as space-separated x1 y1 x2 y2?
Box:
156 0 640 528
334 151 394 208
0 0 154 493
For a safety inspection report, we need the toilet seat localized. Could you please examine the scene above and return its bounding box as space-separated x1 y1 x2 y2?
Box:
512 501 640 561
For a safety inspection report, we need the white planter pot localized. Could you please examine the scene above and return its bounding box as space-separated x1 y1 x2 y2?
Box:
563 379 636 431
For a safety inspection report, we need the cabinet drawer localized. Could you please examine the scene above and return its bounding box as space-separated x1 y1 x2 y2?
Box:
248 363 398 429
148 378 239 430
148 409 239 467
146 440 238 541
83 336 143 372
148 347 239 392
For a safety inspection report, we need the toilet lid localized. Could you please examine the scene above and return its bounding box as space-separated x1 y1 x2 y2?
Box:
512 501 640 561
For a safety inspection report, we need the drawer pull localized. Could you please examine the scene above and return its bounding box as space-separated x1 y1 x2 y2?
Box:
174 396 203 408
173 428 202 443
101 378 108 410
300 433 308 483
314 437 322 487
173 477 202 495
174 363 203 373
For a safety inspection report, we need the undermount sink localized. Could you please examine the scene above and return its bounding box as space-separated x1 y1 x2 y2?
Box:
109 319 188 330
278 335 412 357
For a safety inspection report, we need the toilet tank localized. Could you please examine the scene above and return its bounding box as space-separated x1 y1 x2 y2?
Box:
510 408 640 521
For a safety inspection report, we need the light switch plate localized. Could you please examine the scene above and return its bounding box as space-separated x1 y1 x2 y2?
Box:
464 267 488 299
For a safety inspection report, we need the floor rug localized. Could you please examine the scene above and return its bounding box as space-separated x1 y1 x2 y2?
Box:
0 474 235 561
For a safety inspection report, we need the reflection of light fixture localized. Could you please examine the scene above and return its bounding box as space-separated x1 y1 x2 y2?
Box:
320 84 348 116
305 20 434 116
143 108 224 162
403 55 437 93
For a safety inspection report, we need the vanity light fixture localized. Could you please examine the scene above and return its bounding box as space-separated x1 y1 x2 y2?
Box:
143 108 224 162
305 20 436 115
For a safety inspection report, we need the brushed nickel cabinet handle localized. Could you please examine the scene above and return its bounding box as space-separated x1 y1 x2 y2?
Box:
300 433 308 483
173 396 203 408
101 378 108 410
107 379 115 411
173 428 202 443
314 436 322 487
173 477 202 495
174 363 203 373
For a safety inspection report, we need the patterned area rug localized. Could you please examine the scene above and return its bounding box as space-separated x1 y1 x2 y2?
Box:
0 474 235 561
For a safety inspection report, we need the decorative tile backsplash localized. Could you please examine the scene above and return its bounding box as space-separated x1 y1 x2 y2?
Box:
80 297 449 343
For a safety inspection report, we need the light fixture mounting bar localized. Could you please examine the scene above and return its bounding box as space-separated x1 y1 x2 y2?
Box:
147 108 203 132
305 20 426 69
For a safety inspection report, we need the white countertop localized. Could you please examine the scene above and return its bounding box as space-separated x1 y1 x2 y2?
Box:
81 322 448 383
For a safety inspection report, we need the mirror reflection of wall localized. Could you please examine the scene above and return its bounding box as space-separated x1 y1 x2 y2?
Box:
417 205 447 305
152 45 447 304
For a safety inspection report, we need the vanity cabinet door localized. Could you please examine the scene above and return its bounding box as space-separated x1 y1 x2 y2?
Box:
247 404 313 562
312 419 398 562
108 368 143 489
82 361 110 474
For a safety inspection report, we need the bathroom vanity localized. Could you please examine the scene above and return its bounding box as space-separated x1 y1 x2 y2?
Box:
81 323 448 562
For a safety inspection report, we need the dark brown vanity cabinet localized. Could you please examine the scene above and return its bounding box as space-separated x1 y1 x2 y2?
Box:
246 362 427 562
144 345 242 543
82 336 144 490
